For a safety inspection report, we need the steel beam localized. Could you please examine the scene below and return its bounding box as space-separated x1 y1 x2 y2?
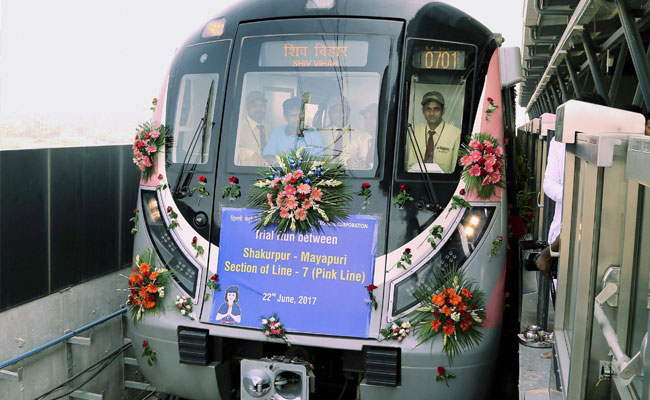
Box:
535 0 573 16
581 29 610 104
550 81 561 108
616 0 650 108
632 40 650 106
608 41 628 104
557 73 570 102
565 55 583 98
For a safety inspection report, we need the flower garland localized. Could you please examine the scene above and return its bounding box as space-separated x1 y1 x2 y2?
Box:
175 295 196 320
142 340 156 366
459 133 505 199
261 315 289 345
130 208 139 236
393 184 413 208
488 236 504 261
248 148 352 236
131 122 170 181
380 320 412 342
222 176 241 201
408 266 487 364
125 250 171 322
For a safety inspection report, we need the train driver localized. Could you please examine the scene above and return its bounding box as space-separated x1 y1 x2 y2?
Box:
405 91 461 173
235 91 270 166
263 96 324 158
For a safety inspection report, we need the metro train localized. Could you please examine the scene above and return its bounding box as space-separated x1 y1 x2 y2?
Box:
128 1 521 398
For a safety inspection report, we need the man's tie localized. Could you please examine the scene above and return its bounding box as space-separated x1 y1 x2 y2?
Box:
257 124 266 151
424 129 436 163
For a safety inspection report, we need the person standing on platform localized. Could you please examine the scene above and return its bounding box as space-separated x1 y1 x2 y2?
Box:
406 91 461 173
235 91 270 166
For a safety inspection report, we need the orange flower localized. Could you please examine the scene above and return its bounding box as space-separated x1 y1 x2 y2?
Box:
446 288 457 296
150 271 158 281
132 297 142 306
143 299 156 309
146 282 158 293
139 263 150 275
443 324 456 335
430 319 441 332
441 305 452 316
460 320 473 332
130 273 143 285
139 287 148 299
461 288 473 299
459 304 468 312
432 292 446 307
448 292 462 306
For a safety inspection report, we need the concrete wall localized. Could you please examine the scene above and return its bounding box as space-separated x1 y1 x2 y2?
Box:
0 267 136 400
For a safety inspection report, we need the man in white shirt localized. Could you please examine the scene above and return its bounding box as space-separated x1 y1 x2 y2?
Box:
543 137 565 245
406 91 461 173
235 91 269 166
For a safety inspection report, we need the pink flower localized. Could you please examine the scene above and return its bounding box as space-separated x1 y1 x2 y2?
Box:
285 197 298 210
294 170 304 179
398 336 403 342
460 155 473 167
265 330 270 336
295 208 307 220
469 140 481 149
145 146 157 153
266 193 274 207
469 150 482 161
483 140 492 147
302 199 313 209
279 208 290 219
142 157 152 167
137 141 144 149
284 184 296 196
311 188 323 201
276 193 285 207
484 164 494 173
271 177 280 186
505 137 510 144
177 303 183 308
494 146 503 157
150 130 161 138
282 173 293 185
297 183 311 194
483 154 496 165
469 164 481 177
489 171 501 184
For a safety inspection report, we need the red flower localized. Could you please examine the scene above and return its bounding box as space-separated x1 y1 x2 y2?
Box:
152 98 158 104
300 194 307 200
167 206 172 212
366 284 378 292
446 319 453 326
273 185 279 191
142 340 148 348
438 366 445 376
498 236 503 241
133 208 138 213
399 184 406 191
158 174 163 180
198 176 207 183
459 189 466 196
433 309 440 317
145 134 151 139
210 274 218 281
487 97 494 102
290 177 297 184
192 236 198 244
405 248 411 255
505 137 510 144
229 176 238 184
362 182 371 189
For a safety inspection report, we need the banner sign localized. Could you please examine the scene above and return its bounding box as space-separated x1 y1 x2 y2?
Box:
209 208 379 338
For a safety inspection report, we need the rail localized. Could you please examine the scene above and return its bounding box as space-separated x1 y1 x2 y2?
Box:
0 307 127 371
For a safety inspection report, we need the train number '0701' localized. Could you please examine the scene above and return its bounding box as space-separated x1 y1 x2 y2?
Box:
298 296 317 305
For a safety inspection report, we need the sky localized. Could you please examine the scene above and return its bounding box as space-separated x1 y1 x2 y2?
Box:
0 0 526 148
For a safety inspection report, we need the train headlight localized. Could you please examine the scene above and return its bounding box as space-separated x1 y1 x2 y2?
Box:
202 18 226 38
469 215 480 226
141 190 200 297
464 225 475 237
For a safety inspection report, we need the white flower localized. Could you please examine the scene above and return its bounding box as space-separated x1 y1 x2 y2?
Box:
471 311 482 323
181 309 186 315
186 305 191 310
269 317 275 322
401 321 411 329
136 310 142 320
392 324 398 330
159 287 165 297
399 328 405 335
275 322 281 327
176 295 181 300
451 312 460 322
262 319 268 325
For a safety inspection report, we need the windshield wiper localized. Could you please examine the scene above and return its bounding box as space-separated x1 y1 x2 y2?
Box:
172 80 216 197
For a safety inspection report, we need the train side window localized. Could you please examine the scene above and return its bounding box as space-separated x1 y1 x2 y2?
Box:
400 40 476 177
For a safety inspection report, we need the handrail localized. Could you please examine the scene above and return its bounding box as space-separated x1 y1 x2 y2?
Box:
0 307 127 370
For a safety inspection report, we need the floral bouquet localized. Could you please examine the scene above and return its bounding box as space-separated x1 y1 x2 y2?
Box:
408 266 487 364
248 148 352 236
261 315 289 345
125 250 171 322
380 320 412 342
131 122 170 181
175 295 196 320
458 133 504 199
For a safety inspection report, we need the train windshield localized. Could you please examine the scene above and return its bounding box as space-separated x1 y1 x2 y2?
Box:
230 34 390 176
402 39 476 175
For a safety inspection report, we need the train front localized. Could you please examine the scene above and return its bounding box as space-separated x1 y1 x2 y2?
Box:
127 1 510 399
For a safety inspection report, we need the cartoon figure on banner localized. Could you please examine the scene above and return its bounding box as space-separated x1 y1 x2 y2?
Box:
215 285 242 324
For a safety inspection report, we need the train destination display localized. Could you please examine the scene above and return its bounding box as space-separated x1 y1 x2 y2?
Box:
209 208 379 338
259 39 369 67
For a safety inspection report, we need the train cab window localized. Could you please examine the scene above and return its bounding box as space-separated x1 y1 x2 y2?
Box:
401 40 476 176
230 35 390 177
